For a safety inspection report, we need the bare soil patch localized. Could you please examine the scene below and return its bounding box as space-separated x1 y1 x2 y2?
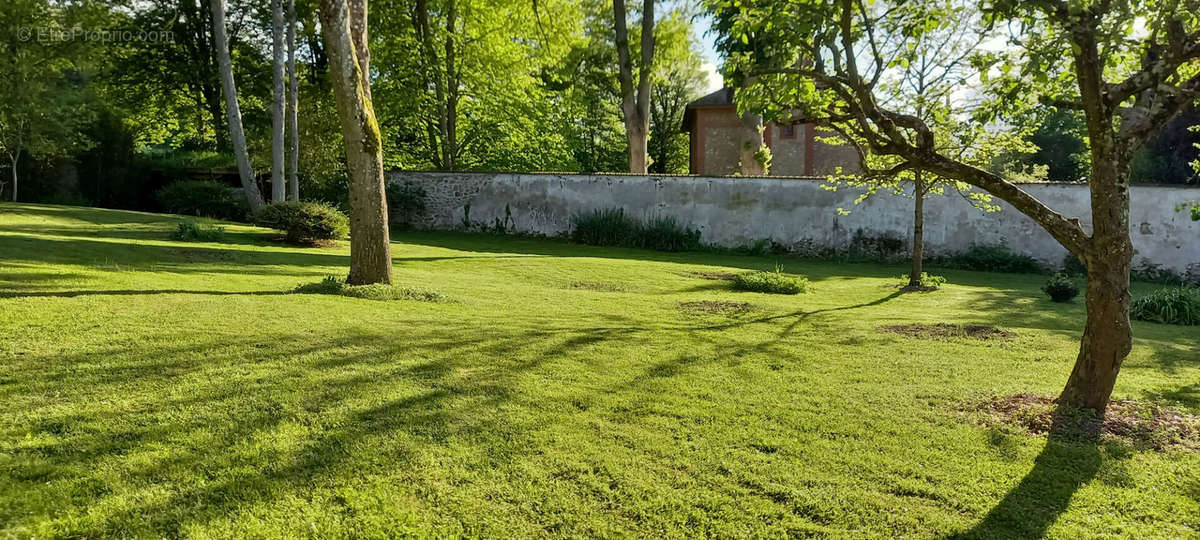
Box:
569 281 627 292
684 271 736 281
969 394 1200 451
678 300 755 316
880 323 1013 340
898 284 940 293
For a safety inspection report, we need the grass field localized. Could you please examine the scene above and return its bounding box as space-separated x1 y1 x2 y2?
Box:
1 202 1197 538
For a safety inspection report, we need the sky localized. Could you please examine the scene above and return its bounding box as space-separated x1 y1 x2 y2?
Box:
692 12 725 93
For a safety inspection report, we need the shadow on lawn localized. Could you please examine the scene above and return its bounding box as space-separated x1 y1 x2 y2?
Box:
951 413 1104 540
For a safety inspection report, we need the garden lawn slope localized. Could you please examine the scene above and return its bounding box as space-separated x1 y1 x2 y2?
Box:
1 203 1197 538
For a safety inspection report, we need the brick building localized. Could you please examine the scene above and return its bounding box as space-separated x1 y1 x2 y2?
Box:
680 88 860 176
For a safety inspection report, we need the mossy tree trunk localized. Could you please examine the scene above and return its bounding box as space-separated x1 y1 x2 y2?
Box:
318 0 393 285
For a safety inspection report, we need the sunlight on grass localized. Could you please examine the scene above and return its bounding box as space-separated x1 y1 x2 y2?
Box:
0 203 1197 538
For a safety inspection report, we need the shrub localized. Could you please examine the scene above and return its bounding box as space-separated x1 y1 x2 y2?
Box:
635 216 701 252
847 230 907 262
254 201 348 244
387 181 427 229
571 208 702 252
1130 287 1200 326
571 208 638 246
900 272 948 290
938 244 1045 274
1062 253 1087 276
157 180 249 221
294 276 444 302
732 266 809 294
1042 273 1080 302
171 219 226 242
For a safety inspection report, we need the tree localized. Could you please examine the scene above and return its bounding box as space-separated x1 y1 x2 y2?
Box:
318 0 393 285
613 0 654 173
271 0 287 202
0 0 95 202
210 0 266 212
287 0 300 200
647 10 705 174
721 0 1200 413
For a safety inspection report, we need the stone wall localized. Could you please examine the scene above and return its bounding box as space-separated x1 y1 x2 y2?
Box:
388 171 1200 273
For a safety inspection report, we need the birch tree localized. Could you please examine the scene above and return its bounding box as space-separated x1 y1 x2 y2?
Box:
318 0 393 285
287 0 300 201
210 0 265 212
270 0 287 202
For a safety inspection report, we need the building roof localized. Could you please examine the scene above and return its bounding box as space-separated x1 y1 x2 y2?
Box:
681 88 735 132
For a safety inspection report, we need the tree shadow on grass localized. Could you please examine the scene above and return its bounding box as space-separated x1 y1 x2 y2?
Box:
0 289 292 299
949 412 1104 540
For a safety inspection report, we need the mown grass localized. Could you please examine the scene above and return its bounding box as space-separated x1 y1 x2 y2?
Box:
0 202 1197 538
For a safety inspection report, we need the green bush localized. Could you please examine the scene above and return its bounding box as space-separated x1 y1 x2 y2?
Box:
571 208 702 252
571 208 639 246
1062 253 1087 276
171 219 226 242
848 230 907 261
937 244 1045 274
157 180 249 221
900 272 948 290
294 276 444 302
387 181 427 229
254 201 349 244
731 266 808 295
1131 287 1200 325
1042 273 1080 302
636 216 701 252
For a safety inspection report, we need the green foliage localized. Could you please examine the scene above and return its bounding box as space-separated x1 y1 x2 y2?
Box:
902 272 948 290
732 266 808 294
387 181 428 229
1042 273 1080 303
254 201 349 244
157 181 249 221
171 219 226 242
571 208 638 246
937 244 1045 274
571 208 701 252
637 216 702 252
295 276 445 302
1062 253 1087 276
848 230 907 262
1131 287 1200 326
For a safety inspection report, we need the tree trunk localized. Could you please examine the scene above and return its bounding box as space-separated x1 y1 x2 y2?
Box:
909 174 925 287
1058 158 1133 412
286 0 300 201
319 0 393 285
739 112 765 176
9 154 17 202
443 0 458 170
613 0 654 174
414 0 449 170
270 0 287 203
210 0 265 213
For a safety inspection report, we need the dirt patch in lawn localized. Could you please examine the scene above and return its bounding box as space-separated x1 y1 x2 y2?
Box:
170 249 238 262
678 300 756 316
880 323 1013 340
684 271 737 281
569 281 627 292
898 284 940 293
969 394 1200 451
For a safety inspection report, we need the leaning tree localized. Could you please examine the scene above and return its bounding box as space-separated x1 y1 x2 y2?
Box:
718 0 1200 413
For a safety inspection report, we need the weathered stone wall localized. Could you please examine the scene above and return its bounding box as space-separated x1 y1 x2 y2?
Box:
389 171 1200 272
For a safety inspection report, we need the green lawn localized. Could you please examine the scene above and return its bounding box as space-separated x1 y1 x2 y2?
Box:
1 202 1197 538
